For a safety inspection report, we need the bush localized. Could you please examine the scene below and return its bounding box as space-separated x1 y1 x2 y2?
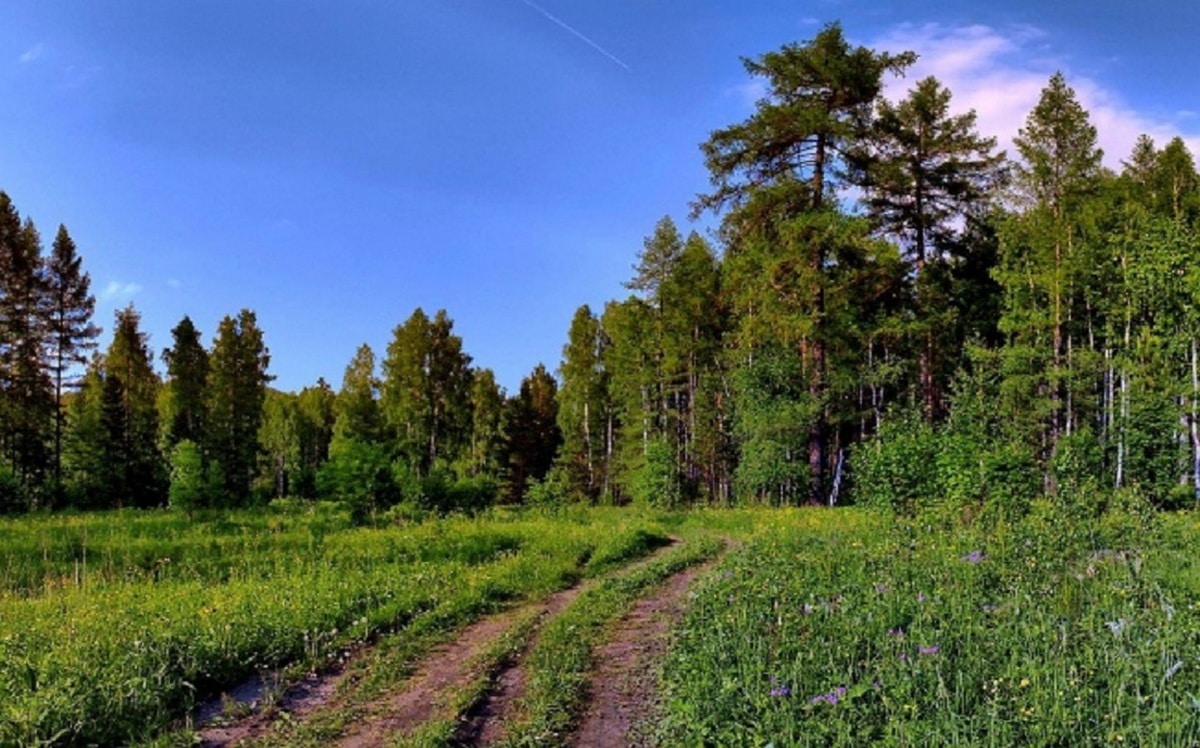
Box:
851 409 939 515
526 466 570 512
168 440 212 515
980 443 1038 522
317 439 397 524
629 436 682 509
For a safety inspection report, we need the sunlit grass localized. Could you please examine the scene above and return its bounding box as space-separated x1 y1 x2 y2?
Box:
0 504 674 745
661 507 1200 745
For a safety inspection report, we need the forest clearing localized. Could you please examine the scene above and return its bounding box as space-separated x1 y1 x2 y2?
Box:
4 12 1200 748
3 502 1200 746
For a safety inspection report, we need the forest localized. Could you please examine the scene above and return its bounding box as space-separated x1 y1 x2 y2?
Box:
1 23 1198 520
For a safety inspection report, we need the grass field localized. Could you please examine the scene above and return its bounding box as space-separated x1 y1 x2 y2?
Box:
661 505 1200 745
3 502 1200 745
0 504 687 745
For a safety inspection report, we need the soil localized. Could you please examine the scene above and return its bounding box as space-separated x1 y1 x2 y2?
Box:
195 651 358 747
568 562 712 748
452 586 579 746
338 585 582 748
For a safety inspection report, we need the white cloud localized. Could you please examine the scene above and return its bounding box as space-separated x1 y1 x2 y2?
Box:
166 278 181 289
870 23 1200 168
18 44 43 65
101 280 143 301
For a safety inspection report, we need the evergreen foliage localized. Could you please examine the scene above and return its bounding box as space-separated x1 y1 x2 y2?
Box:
2 25 1200 515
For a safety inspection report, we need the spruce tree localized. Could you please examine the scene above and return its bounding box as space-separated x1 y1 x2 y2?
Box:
161 316 209 448
504 364 561 501
103 305 165 507
44 225 99 492
206 309 271 505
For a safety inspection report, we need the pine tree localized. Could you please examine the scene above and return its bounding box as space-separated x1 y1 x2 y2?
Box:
695 24 915 503
998 72 1105 477
854 76 1005 418
466 367 506 479
0 204 53 498
1013 72 1104 215
380 308 473 475
556 305 609 500
504 363 561 501
103 305 165 507
258 389 299 499
333 343 382 446
43 225 99 492
62 359 115 508
694 22 915 217
206 309 271 505
161 316 209 448
294 377 336 497
600 297 657 500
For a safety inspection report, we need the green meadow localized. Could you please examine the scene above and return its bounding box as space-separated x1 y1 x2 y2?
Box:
3 502 1199 745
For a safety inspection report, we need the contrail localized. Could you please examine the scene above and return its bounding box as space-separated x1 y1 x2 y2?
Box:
519 0 631 71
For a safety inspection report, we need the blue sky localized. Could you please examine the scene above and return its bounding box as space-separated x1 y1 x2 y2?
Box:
2 1 1198 394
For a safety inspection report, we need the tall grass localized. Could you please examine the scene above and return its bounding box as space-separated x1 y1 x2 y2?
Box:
0 505 671 745
661 506 1200 745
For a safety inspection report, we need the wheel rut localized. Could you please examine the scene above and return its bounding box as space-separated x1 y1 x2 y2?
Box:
568 557 719 748
337 585 581 748
194 538 711 748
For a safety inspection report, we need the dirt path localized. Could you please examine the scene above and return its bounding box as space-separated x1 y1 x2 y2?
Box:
568 561 715 748
337 585 581 747
194 589 576 747
194 539 700 748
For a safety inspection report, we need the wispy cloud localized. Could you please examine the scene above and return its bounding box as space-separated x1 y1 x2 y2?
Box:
18 43 44 65
101 280 143 301
166 278 181 289
871 23 1200 167
519 0 631 71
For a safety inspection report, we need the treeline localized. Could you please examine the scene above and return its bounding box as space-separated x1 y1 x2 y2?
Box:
552 23 1200 512
0 187 273 511
3 23 1200 516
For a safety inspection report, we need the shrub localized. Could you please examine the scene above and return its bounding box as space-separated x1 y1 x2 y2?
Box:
317 439 396 524
167 440 212 515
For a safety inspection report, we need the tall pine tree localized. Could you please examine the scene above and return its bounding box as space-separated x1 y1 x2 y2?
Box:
206 309 271 505
43 225 99 493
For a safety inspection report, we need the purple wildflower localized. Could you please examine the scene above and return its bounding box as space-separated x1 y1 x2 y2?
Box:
918 645 940 655
961 550 986 564
887 628 905 638
917 592 927 603
808 686 847 705
770 685 791 697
